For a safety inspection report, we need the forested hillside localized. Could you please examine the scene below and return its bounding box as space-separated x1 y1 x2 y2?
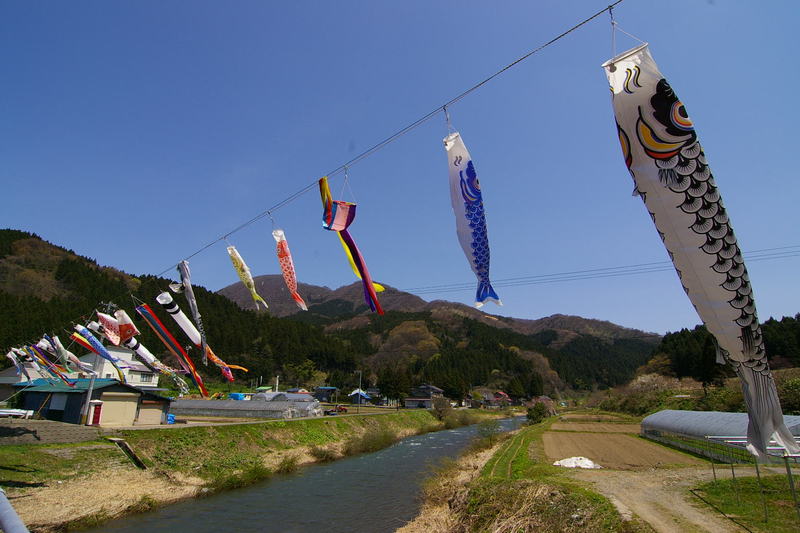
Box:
641 315 800 384
1 229 658 396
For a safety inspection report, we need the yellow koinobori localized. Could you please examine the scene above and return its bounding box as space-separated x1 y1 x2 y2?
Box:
227 245 268 310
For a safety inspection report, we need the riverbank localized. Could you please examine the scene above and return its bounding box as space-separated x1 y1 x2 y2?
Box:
402 410 760 532
399 417 645 533
2 409 502 532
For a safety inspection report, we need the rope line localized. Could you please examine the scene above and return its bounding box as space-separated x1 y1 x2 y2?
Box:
156 1 626 276
403 246 800 294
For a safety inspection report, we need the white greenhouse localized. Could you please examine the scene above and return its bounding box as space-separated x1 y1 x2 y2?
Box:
641 410 800 463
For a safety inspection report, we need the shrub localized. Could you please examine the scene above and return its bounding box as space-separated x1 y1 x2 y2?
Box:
443 410 477 429
432 396 453 421
526 403 548 424
779 378 800 414
697 386 744 412
343 429 397 456
476 419 501 445
275 455 299 474
309 446 337 462
205 463 272 492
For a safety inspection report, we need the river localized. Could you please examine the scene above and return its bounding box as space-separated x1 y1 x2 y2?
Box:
90 416 523 533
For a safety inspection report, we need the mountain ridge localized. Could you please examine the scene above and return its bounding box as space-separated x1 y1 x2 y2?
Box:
218 274 660 343
1 228 659 394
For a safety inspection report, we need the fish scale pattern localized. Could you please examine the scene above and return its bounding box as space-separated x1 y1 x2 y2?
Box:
460 161 492 291
635 80 766 374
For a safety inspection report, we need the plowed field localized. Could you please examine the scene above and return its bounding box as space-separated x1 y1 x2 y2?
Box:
550 422 641 433
543 432 702 470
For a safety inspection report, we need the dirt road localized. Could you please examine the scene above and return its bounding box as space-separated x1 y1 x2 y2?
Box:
546 416 740 532
571 467 739 533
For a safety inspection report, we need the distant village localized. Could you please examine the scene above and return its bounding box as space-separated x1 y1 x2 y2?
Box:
1 344 556 430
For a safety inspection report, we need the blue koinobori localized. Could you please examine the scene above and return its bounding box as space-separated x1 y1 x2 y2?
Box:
444 132 501 308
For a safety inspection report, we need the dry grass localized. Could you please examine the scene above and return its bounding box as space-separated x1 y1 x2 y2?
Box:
10 469 203 532
397 434 510 533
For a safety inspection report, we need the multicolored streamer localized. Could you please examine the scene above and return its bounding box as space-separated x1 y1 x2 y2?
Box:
169 261 208 364
155 291 246 382
72 325 127 382
38 334 93 373
318 177 383 314
24 345 74 387
135 303 208 396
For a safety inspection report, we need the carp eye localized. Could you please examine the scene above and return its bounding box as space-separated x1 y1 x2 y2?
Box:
671 101 693 131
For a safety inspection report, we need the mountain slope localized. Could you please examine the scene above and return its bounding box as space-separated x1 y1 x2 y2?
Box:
1 228 658 394
219 276 659 343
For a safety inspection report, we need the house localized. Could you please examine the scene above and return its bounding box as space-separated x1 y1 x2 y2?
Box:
348 388 371 405
313 386 338 403
0 345 159 400
365 387 385 406
493 390 511 407
403 384 444 409
15 378 170 426
77 345 159 390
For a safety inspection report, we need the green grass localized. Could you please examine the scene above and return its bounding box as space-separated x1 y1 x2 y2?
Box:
482 418 561 481
0 411 443 495
119 410 440 483
463 478 645 533
694 474 800 533
463 417 651 532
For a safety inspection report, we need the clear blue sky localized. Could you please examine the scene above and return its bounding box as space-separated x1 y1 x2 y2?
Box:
3 1 798 335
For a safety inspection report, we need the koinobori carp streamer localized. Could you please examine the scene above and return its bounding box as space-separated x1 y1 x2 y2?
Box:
603 43 799 457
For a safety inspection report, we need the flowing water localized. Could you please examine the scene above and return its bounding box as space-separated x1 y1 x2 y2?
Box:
90 416 523 533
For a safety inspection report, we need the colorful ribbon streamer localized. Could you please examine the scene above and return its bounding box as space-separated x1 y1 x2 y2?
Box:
135 303 208 396
318 176 383 314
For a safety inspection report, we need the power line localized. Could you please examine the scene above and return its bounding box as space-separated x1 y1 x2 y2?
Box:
156 0 625 277
404 246 800 295
4 1 627 352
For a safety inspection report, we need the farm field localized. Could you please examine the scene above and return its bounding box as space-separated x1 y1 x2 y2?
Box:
544 432 702 469
550 422 642 433
558 413 628 421
546 413 737 532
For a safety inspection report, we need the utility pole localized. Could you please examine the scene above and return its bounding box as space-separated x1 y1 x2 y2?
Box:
356 369 362 414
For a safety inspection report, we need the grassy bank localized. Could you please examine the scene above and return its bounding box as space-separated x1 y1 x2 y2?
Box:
1 409 496 531
120 410 445 488
402 417 650 532
694 474 800 533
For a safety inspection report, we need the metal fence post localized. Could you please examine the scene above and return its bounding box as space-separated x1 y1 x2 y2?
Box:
784 456 800 522
754 459 768 523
